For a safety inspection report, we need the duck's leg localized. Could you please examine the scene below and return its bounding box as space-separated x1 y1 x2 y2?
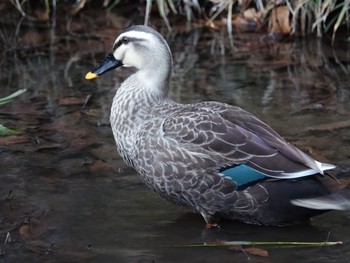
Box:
201 212 221 229
205 223 220 229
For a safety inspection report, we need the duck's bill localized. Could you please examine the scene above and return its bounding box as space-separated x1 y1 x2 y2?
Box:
85 53 123 80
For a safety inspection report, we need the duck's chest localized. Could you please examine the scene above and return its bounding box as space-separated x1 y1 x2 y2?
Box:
109 98 163 167
109 82 179 167
109 107 140 167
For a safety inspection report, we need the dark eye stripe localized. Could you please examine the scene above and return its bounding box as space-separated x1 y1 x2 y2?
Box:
112 40 123 51
112 37 143 52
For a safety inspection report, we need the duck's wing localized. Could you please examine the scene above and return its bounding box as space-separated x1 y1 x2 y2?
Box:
159 102 335 182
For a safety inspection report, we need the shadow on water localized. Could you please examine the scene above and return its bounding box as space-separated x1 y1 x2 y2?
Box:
1 7 350 263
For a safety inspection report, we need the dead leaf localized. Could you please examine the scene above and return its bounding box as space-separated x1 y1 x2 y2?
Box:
42 111 82 131
69 133 98 151
19 31 45 46
243 8 261 22
229 246 269 257
26 241 47 254
0 135 29 145
19 225 31 240
34 9 50 21
268 6 291 34
90 159 118 173
232 15 257 31
58 97 86 106
244 246 269 257
207 20 219 30
307 119 350 131
83 109 101 118
36 142 63 151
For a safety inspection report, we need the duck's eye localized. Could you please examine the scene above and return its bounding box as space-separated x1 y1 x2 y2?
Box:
121 37 129 45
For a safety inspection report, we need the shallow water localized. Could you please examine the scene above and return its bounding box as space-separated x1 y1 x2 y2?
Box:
1 15 350 263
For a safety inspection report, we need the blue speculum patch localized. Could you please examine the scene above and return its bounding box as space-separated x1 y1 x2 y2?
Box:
220 164 267 189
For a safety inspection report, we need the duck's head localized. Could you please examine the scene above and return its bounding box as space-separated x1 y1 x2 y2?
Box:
85 25 172 80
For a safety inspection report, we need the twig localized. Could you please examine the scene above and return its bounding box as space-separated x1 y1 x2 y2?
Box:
0 232 11 255
240 245 250 260
45 243 55 255
175 240 343 248
5 190 13 210
82 94 92 109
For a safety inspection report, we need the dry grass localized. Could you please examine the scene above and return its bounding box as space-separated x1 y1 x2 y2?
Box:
5 0 350 42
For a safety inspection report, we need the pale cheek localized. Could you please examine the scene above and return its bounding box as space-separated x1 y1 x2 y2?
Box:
123 50 142 69
113 49 123 60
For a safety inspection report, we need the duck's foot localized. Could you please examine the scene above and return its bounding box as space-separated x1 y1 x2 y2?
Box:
205 223 221 229
201 212 221 229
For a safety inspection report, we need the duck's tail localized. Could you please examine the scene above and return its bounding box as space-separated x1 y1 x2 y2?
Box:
291 192 350 210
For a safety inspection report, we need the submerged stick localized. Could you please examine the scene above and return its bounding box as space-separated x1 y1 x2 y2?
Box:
0 232 11 255
175 240 343 248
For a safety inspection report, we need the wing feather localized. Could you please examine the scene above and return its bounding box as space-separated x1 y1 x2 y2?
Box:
159 102 335 178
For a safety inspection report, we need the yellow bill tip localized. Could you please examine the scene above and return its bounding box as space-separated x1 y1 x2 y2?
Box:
85 71 98 80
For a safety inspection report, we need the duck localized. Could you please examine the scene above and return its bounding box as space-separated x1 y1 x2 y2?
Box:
85 25 349 227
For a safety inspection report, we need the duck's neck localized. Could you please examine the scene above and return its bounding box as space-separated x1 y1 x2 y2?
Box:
110 70 172 164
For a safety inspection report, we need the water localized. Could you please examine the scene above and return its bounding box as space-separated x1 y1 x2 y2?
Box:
1 16 350 262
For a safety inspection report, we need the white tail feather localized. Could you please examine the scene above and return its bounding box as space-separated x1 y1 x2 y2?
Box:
291 194 350 210
320 162 337 171
277 162 336 179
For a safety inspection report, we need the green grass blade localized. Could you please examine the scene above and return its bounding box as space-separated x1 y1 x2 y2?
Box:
0 124 22 136
166 0 177 15
332 1 349 43
156 0 172 31
0 89 27 106
106 0 121 11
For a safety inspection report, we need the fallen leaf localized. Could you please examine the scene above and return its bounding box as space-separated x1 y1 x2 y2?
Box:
26 241 47 254
36 142 63 151
306 119 350 131
207 20 219 30
244 246 269 257
232 15 257 31
19 225 31 240
58 97 86 106
0 135 29 145
229 246 269 257
90 159 117 173
69 133 98 151
34 9 50 21
243 8 261 22
82 108 101 118
19 31 45 46
42 111 82 131
268 6 291 34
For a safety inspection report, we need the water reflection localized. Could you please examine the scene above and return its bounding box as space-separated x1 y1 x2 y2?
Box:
1 18 350 262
